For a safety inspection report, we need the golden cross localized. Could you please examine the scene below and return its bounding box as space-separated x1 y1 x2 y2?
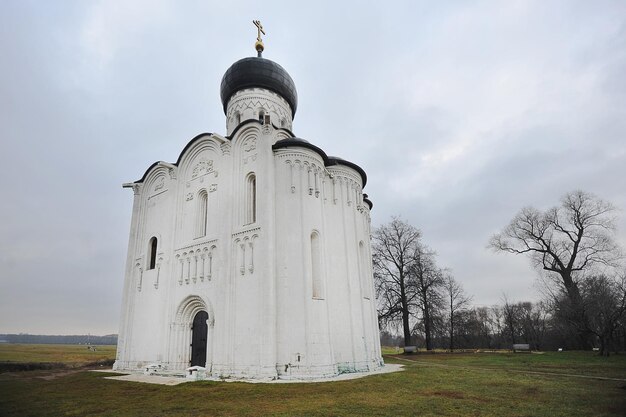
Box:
253 20 265 42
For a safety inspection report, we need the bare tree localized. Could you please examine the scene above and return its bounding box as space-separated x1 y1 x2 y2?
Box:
411 245 445 350
443 275 472 350
518 301 549 350
501 295 521 345
489 191 621 347
581 273 626 356
373 218 422 346
474 306 500 348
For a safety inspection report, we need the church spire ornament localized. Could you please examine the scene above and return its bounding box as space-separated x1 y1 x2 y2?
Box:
253 20 265 57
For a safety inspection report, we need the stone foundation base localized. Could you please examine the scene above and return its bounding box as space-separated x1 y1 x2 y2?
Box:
113 357 384 381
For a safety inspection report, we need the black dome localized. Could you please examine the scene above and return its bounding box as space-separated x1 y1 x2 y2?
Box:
220 57 298 116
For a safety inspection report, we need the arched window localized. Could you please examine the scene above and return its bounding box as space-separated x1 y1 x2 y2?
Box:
235 112 241 125
196 190 208 238
148 237 158 270
258 110 265 123
311 231 323 299
245 173 256 225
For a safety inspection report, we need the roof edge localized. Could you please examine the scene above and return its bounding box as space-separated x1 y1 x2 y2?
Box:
327 157 367 187
272 139 367 187
272 138 330 165
132 132 214 184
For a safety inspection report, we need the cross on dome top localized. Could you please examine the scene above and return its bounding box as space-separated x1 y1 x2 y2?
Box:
253 20 265 57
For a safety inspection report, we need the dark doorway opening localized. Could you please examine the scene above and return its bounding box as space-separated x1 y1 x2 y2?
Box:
190 311 208 367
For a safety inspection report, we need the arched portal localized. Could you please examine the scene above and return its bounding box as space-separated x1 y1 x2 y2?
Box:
191 311 208 366
170 296 214 371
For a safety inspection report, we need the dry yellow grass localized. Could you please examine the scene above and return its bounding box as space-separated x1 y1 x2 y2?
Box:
0 343 116 364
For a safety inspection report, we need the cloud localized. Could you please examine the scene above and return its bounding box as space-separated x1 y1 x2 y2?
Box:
1 0 625 333
79 0 175 71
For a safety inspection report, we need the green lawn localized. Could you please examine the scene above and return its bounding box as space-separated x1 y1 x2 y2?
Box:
389 350 626 379
1 349 625 417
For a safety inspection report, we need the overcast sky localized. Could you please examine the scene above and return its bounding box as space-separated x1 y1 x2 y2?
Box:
1 0 625 335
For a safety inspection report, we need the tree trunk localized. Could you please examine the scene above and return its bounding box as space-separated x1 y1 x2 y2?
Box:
449 295 454 351
599 336 610 357
449 318 454 351
424 303 432 351
561 271 593 349
402 309 411 347
400 285 412 347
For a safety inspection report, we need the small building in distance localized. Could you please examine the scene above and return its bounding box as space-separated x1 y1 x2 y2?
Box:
114 30 382 380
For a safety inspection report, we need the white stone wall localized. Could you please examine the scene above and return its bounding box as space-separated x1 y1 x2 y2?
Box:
114 91 382 379
225 88 293 135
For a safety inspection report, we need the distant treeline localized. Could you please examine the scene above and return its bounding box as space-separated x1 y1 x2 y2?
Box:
0 334 118 345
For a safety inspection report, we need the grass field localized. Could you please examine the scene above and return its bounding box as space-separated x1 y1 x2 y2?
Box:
0 345 625 417
0 343 116 372
0 344 116 364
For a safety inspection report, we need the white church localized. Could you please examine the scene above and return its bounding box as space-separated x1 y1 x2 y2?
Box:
114 26 383 380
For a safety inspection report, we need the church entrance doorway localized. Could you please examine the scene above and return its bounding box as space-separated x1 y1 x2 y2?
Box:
190 311 208 366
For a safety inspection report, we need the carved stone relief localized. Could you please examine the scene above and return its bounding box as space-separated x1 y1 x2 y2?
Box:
154 254 163 289
135 261 143 291
154 177 165 191
243 137 257 152
192 159 216 179
175 241 217 285
232 227 260 277
148 175 167 199
242 137 258 165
